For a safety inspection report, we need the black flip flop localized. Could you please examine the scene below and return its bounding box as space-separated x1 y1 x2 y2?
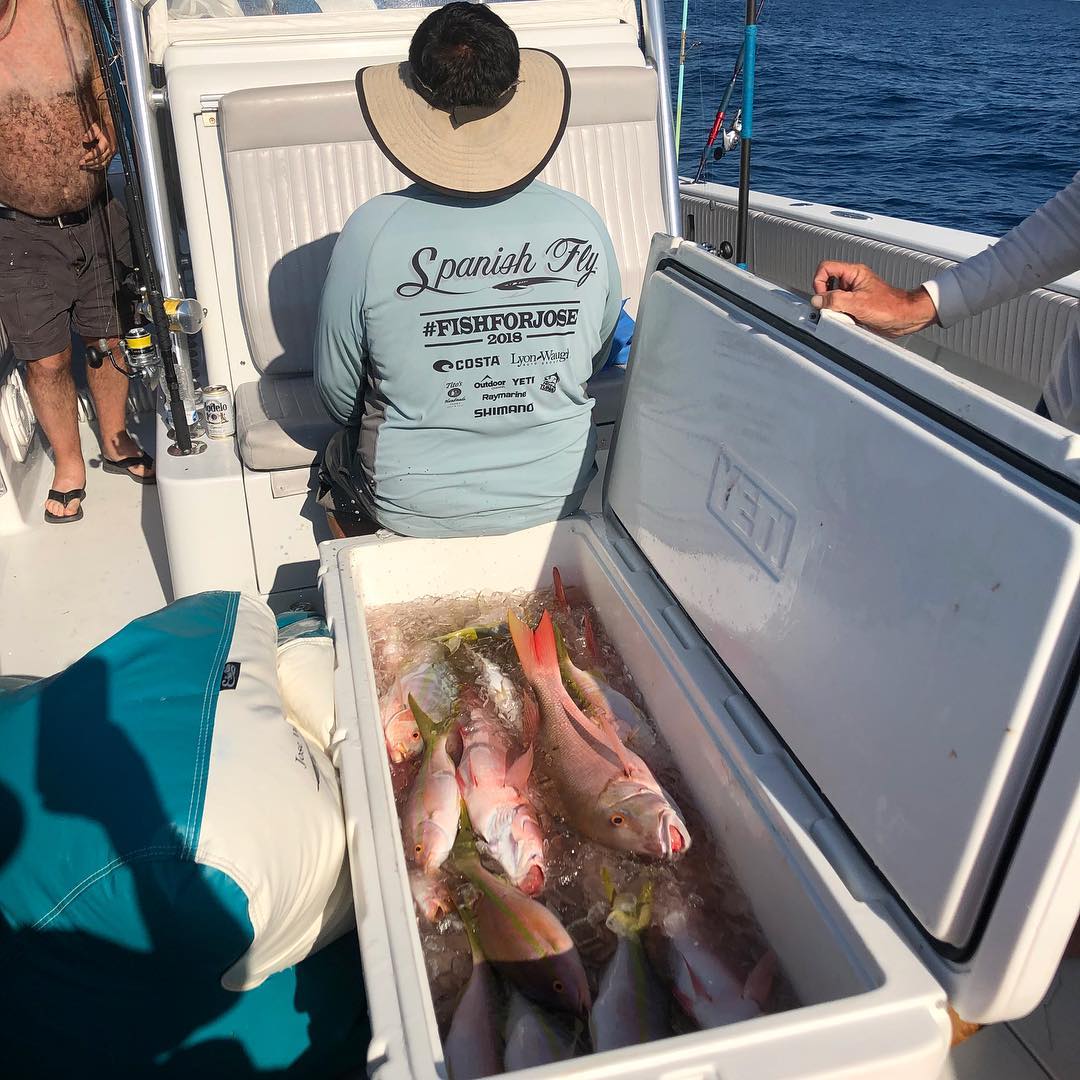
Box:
44 488 85 525
102 451 156 485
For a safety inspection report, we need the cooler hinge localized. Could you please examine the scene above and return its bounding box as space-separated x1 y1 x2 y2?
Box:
199 95 221 127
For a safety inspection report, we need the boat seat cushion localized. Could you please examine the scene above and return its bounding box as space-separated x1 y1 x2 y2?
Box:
235 376 337 471
218 66 664 378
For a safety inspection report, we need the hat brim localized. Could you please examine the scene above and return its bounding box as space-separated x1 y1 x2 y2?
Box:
356 49 570 201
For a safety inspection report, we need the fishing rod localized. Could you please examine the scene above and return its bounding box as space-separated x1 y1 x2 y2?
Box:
80 0 197 454
691 0 766 184
673 0 691 158
734 0 758 269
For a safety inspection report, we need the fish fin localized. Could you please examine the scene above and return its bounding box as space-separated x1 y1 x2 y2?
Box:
686 959 714 1003
552 566 569 612
553 621 571 664
636 880 654 932
508 609 541 685
505 744 534 792
407 694 435 744
601 867 616 905
450 798 480 866
457 902 485 964
584 610 601 663
586 707 640 777
521 688 541 744
743 950 777 1009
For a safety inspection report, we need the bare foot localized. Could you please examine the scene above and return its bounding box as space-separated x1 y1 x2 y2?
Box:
101 431 154 480
45 460 87 519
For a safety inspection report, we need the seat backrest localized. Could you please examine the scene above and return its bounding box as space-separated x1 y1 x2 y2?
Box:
218 67 663 378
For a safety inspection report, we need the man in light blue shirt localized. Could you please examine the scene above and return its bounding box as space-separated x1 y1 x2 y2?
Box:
314 2 621 538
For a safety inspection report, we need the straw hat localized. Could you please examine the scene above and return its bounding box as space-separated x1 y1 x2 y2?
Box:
355 49 570 200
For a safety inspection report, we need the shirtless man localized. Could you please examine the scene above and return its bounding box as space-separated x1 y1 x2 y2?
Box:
0 0 154 524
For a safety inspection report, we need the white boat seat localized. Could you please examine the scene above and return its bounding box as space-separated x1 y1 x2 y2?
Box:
234 376 336 472
219 66 658 472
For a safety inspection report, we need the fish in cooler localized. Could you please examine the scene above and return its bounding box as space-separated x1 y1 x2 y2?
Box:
379 640 458 763
646 893 776 1029
403 695 460 873
444 906 504 1080
451 808 591 1017
503 987 581 1070
410 869 453 925
589 876 672 1052
457 685 546 894
508 609 690 859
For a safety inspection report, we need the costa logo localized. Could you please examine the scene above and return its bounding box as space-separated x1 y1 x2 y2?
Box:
431 356 501 373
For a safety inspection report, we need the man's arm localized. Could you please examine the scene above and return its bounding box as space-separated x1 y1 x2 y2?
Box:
925 169 1080 327
811 169 1080 335
66 0 115 171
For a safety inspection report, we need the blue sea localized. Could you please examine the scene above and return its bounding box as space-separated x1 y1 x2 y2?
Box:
666 0 1080 235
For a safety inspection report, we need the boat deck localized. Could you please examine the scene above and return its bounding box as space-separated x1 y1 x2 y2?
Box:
0 422 1075 1077
0 415 169 678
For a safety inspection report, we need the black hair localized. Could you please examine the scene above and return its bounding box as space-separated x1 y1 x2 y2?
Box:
408 2 520 111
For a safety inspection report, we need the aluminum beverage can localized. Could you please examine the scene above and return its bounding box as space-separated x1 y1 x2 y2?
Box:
202 385 235 439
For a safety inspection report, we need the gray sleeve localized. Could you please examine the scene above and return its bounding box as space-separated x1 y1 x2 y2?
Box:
314 232 367 427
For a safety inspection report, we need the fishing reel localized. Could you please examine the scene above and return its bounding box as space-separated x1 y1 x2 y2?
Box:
713 112 742 162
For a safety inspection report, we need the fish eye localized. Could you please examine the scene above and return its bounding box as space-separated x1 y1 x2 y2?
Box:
414 843 423 855
552 979 565 993
610 814 625 826
411 730 421 740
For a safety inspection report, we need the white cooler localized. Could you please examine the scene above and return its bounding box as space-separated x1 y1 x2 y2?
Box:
320 237 1080 1080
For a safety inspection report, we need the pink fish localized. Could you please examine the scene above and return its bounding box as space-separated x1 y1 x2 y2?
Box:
402 695 459 873
409 869 452 925
509 610 690 859
458 687 545 894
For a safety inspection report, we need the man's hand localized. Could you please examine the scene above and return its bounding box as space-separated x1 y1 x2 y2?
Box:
79 122 115 171
811 260 939 339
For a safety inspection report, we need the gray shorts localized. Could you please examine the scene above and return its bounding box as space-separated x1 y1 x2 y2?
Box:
0 198 133 362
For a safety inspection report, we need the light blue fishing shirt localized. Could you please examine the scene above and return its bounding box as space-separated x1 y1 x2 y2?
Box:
314 182 622 537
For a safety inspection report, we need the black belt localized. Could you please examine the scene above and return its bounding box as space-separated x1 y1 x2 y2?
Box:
0 201 101 228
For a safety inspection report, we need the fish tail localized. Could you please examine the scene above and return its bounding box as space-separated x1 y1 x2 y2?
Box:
450 798 481 868
532 611 563 677
552 566 569 612
508 609 542 685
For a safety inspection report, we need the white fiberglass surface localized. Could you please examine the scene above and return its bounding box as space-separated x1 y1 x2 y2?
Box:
0 418 170 677
607 267 1080 949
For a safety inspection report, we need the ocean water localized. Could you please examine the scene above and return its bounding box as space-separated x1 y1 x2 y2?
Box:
666 0 1080 235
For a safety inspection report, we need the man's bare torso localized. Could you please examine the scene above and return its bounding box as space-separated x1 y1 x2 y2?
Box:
0 0 106 216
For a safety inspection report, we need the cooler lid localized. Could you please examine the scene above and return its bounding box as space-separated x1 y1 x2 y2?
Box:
605 240 1080 1003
